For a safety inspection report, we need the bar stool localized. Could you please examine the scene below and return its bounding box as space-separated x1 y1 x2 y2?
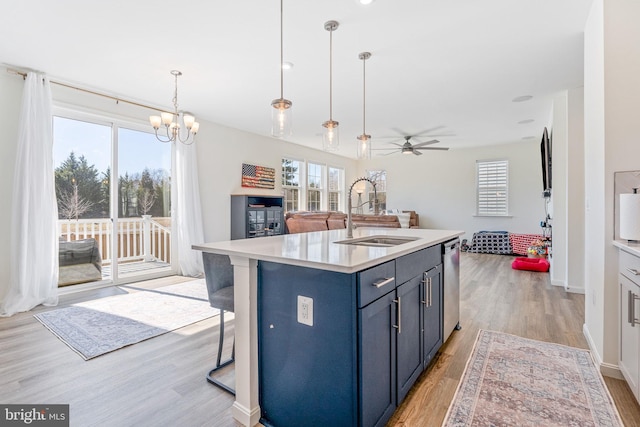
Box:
202 252 235 395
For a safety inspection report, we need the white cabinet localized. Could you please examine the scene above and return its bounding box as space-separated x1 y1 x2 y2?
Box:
618 249 640 403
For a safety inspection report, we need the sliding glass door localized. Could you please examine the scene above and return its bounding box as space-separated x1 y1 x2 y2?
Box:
53 114 176 288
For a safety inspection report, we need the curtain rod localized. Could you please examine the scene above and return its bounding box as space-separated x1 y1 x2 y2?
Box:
6 68 170 114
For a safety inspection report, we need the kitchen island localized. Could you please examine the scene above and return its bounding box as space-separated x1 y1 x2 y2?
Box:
193 227 463 427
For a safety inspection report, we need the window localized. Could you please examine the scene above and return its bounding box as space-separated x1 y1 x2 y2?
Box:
307 162 323 211
328 167 344 211
476 159 508 216
282 158 302 212
367 170 387 212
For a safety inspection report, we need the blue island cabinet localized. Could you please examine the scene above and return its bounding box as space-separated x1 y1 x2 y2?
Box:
258 244 443 427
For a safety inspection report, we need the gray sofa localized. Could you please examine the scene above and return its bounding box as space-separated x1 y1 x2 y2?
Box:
58 238 102 287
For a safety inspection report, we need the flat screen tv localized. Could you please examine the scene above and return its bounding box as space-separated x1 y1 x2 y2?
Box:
540 127 551 194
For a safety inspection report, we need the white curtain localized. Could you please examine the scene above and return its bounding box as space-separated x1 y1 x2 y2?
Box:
175 137 205 277
0 72 58 317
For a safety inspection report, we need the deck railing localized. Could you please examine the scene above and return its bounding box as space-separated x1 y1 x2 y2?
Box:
58 217 171 265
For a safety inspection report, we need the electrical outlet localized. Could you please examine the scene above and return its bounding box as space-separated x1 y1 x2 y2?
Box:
297 295 313 326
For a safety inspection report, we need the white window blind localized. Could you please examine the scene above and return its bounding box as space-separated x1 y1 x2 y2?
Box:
476 160 508 216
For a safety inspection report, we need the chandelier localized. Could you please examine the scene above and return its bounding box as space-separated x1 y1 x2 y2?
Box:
149 70 199 145
356 52 372 159
271 0 292 138
322 20 340 151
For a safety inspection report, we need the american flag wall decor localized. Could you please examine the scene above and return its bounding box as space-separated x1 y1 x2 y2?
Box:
241 163 276 189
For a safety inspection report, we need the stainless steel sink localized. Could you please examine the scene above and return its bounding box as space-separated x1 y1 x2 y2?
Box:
335 235 419 247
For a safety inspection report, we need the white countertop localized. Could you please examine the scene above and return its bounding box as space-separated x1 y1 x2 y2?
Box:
613 239 640 257
193 228 464 274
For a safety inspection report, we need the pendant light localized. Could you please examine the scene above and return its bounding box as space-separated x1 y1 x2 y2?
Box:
271 0 292 138
356 52 372 159
322 20 340 151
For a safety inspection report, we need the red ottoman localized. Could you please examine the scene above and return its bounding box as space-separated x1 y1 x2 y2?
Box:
511 257 550 272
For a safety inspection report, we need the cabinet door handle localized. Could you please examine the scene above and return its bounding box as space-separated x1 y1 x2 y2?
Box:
394 297 401 334
428 277 433 307
626 267 640 276
421 273 428 305
630 290 640 327
373 277 394 288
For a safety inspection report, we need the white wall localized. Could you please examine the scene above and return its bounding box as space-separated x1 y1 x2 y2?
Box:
567 87 585 293
358 141 546 241
551 92 569 289
584 0 640 371
193 121 357 243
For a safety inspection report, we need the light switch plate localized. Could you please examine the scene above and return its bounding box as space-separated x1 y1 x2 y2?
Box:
297 295 313 326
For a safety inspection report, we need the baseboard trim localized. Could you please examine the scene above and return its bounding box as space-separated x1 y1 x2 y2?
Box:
583 323 623 379
565 286 585 294
600 362 624 380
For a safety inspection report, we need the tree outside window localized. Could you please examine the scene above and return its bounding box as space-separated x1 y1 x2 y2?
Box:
282 158 301 212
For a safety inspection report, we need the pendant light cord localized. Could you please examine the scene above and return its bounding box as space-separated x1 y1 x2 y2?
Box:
362 55 366 134
279 0 284 100
329 27 333 121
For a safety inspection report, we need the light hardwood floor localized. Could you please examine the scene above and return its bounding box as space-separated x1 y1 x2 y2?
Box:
1 254 638 426
388 253 640 427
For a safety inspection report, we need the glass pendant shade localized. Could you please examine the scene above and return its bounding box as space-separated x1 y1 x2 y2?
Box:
323 120 339 151
271 98 292 137
357 134 372 159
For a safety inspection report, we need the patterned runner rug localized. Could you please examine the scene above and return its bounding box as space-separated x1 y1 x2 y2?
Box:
34 279 217 360
442 330 623 427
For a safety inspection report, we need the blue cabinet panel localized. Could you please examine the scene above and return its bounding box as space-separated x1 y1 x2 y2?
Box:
258 261 358 427
423 265 443 367
359 290 397 427
397 275 424 403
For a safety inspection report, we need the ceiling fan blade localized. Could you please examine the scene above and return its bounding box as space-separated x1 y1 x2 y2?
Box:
389 142 405 148
411 139 440 148
380 150 399 156
413 126 446 137
414 146 450 151
413 150 423 156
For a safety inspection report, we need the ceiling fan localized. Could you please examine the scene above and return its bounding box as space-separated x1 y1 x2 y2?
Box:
375 136 450 156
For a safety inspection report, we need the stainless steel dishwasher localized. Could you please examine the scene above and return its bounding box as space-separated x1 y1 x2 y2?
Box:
443 238 461 342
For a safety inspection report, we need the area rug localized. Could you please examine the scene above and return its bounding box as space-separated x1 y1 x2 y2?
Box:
34 279 217 360
442 330 623 427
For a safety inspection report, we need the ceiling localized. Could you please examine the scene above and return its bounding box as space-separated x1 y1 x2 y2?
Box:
1 0 592 158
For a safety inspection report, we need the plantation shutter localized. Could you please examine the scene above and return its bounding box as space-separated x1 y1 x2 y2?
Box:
476 160 509 216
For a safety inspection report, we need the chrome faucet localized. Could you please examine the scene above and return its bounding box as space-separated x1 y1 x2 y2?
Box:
347 177 378 238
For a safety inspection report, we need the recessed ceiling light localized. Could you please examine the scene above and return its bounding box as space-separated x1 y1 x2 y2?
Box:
518 119 535 124
282 62 294 70
359 0 375 4
512 95 533 102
